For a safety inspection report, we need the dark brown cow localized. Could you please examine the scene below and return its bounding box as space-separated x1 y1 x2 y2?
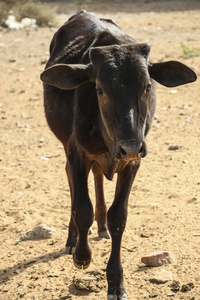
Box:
40 10 196 300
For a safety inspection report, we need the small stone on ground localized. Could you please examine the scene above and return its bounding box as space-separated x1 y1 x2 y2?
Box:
149 269 173 283
141 250 175 267
20 224 57 241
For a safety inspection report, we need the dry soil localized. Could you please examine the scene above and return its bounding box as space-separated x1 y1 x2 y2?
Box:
0 1 200 299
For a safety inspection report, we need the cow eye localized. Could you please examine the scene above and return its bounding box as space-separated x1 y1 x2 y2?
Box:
96 88 103 96
146 83 151 93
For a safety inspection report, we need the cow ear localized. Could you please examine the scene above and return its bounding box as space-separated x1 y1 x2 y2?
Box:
138 43 151 58
90 46 108 66
40 63 95 90
149 61 197 87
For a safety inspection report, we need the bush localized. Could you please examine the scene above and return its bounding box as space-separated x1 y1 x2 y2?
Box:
15 2 55 26
0 0 55 27
0 0 17 4
0 2 9 26
0 0 17 25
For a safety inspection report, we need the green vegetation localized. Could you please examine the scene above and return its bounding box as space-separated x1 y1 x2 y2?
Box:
180 42 200 58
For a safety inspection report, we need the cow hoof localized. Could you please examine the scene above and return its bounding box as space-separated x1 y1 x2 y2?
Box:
107 293 127 300
73 254 91 270
65 246 75 255
98 230 110 239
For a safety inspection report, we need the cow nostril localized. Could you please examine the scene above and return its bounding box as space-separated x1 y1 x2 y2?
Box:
138 143 148 158
120 146 127 157
139 145 144 156
117 141 148 160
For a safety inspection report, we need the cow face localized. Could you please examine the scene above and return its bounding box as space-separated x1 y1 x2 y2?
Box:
90 43 152 160
41 43 196 161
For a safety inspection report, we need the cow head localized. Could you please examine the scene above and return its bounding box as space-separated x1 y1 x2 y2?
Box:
41 43 196 161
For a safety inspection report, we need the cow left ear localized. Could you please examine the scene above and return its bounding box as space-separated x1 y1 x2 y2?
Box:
40 63 95 90
149 61 197 87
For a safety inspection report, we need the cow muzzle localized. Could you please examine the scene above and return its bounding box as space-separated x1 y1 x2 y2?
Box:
115 140 148 161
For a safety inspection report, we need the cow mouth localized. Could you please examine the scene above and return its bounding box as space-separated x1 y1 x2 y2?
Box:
117 153 142 162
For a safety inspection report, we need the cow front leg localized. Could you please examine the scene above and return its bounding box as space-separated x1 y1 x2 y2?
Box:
67 143 94 269
92 163 110 239
107 161 140 300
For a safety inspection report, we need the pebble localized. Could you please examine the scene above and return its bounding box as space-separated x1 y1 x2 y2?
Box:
169 90 178 94
186 118 193 122
168 145 183 151
23 258 37 265
38 138 45 147
149 269 173 283
170 280 180 292
187 197 198 204
167 292 175 297
149 294 158 298
20 224 57 241
41 156 49 161
141 250 175 267
180 282 194 292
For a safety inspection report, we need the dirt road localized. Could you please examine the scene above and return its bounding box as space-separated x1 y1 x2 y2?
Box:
0 1 200 299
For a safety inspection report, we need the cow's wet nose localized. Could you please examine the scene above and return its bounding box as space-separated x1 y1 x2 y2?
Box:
138 142 148 158
117 141 148 160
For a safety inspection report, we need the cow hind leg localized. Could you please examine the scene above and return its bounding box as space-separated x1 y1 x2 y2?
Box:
92 163 110 239
65 162 78 254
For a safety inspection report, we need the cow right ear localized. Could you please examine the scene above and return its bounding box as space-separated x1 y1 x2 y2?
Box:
149 61 197 87
40 63 95 90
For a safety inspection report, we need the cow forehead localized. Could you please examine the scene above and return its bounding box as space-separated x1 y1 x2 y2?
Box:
91 43 150 64
98 56 149 95
91 44 150 83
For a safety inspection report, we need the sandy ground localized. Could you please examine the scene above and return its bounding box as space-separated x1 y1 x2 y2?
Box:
0 1 200 299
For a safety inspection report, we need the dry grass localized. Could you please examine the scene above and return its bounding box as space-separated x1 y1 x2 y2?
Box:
0 3 9 26
15 2 55 26
0 0 55 27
